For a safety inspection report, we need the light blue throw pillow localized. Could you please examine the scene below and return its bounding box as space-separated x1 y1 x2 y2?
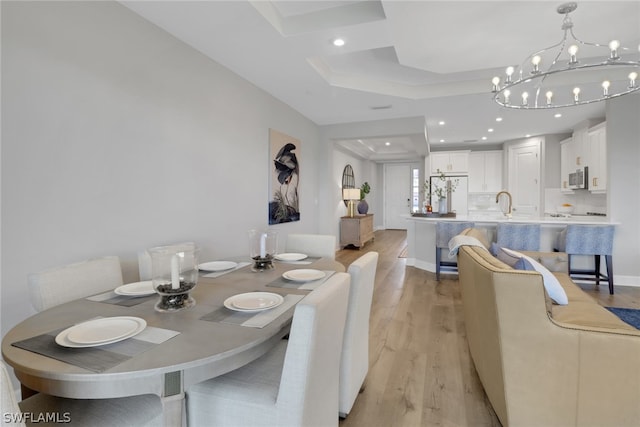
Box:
501 247 568 305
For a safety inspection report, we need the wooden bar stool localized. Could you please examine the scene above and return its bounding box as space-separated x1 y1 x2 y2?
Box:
558 225 615 294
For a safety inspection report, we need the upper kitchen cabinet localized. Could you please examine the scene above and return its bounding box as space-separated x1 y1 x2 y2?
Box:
469 151 503 193
587 122 607 193
430 151 469 175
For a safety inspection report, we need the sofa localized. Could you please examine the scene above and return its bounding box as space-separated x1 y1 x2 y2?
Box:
455 228 640 427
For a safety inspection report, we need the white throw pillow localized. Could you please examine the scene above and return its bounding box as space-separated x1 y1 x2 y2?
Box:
501 247 568 305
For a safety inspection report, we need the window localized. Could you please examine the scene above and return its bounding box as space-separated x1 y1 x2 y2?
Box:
411 168 420 213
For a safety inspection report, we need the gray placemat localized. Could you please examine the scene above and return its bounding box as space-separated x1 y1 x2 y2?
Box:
266 270 335 290
274 256 321 265
200 294 304 328
11 326 179 373
87 291 156 307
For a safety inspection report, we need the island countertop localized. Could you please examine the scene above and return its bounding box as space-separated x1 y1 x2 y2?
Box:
404 213 618 226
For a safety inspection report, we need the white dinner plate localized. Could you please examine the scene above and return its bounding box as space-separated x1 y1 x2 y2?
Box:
282 269 326 282
114 281 155 297
199 261 238 272
275 253 308 261
56 317 146 348
224 292 284 312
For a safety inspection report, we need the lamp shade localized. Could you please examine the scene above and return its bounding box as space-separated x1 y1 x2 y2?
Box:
343 188 361 200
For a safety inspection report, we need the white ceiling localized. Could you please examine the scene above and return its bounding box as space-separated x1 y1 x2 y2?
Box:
120 0 640 161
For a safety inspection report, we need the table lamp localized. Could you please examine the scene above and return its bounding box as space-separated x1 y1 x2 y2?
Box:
343 188 361 217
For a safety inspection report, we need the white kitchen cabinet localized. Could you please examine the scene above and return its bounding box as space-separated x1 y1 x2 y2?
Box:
560 137 574 192
571 126 589 168
430 151 469 175
468 151 503 193
588 122 607 193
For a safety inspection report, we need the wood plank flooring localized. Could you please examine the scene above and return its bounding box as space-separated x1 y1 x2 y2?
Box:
336 229 640 427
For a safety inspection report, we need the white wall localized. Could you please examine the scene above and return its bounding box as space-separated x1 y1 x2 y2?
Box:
607 93 640 284
1 2 323 335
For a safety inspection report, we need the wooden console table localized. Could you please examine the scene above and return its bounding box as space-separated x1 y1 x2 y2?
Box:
340 214 374 249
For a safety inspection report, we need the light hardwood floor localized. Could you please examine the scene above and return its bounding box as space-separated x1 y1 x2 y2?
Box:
336 229 640 427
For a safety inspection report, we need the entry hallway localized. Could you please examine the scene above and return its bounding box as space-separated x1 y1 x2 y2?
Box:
336 229 640 427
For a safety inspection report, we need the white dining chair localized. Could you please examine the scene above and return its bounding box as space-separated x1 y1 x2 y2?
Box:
27 256 124 312
340 251 379 418
285 233 336 259
137 249 152 281
186 272 351 427
1 361 162 427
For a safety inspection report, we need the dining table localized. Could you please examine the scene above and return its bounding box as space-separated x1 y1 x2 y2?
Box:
2 256 345 427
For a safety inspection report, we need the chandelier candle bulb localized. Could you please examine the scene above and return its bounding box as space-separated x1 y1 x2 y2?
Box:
629 72 638 89
609 40 620 60
602 80 610 96
531 55 541 74
521 92 529 106
573 87 581 103
546 91 553 106
568 44 579 64
492 76 500 92
503 89 511 104
505 66 514 83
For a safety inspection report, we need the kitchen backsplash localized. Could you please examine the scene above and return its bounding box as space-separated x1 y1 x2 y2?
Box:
544 188 607 215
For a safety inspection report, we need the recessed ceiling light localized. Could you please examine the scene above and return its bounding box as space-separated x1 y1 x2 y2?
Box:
554 113 562 118
488 128 494 132
482 136 488 140
438 121 445 125
332 38 345 47
525 134 531 137
496 117 503 122
385 141 391 146
439 139 445 143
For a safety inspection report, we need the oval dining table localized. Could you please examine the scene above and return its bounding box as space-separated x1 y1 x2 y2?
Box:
2 257 345 426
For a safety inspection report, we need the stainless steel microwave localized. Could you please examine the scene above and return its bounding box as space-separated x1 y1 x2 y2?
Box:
569 167 588 189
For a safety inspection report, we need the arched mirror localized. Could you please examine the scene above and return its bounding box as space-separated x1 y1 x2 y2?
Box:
342 164 355 207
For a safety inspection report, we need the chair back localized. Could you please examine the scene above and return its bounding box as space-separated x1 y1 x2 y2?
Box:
340 251 378 416
563 225 615 255
27 256 123 312
436 222 475 248
285 234 336 259
496 223 541 251
277 272 350 426
1 361 25 427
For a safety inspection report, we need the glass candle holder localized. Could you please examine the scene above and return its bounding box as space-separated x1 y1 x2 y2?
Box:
248 230 278 272
148 242 199 312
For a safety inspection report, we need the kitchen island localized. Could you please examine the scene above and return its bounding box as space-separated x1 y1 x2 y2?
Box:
404 213 618 274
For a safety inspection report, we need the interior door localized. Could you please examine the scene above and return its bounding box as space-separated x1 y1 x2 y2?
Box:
384 163 411 229
508 141 540 215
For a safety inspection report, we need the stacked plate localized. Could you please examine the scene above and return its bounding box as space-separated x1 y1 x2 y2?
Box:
56 316 147 348
224 292 284 312
114 281 155 297
274 253 308 261
282 269 326 282
199 261 238 272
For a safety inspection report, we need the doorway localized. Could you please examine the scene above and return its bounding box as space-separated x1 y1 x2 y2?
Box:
384 163 412 229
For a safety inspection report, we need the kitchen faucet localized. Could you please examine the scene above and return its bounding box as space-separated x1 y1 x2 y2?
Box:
496 190 513 218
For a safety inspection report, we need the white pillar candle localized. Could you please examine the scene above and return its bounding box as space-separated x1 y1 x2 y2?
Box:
260 233 267 258
171 254 180 289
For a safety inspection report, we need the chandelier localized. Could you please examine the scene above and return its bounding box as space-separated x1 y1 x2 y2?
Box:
491 2 639 109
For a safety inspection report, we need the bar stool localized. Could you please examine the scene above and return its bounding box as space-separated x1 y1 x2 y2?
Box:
436 222 474 280
558 225 615 294
496 223 541 251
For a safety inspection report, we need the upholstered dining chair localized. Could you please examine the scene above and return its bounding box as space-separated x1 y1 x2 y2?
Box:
27 256 123 312
186 272 351 427
436 222 474 280
2 361 162 427
340 251 379 418
285 233 336 260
